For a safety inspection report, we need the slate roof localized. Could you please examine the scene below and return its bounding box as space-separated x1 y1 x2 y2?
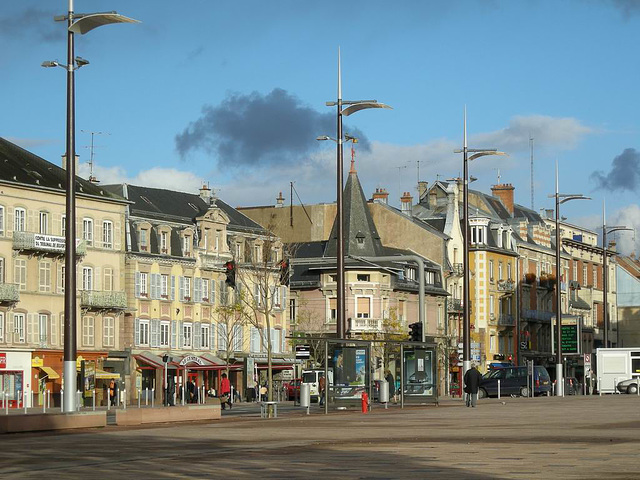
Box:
0 137 125 203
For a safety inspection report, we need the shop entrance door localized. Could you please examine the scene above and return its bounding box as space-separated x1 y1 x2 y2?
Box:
1 371 24 408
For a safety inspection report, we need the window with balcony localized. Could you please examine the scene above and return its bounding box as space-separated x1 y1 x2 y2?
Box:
0 312 4 342
103 268 114 292
83 218 93 246
39 261 51 293
39 212 49 234
61 215 66 237
14 313 25 343
202 278 209 302
14 258 26 291
140 272 148 297
82 316 95 347
184 276 192 301
0 205 4 236
38 314 48 344
183 322 193 348
14 208 26 232
103 317 115 347
139 228 148 251
160 231 169 254
103 221 113 249
357 274 371 282
82 266 93 291
161 274 169 299
356 297 371 319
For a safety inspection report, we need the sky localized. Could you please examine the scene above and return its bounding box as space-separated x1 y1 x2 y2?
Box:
2 0 640 253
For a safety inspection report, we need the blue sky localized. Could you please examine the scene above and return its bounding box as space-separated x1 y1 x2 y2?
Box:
2 0 640 252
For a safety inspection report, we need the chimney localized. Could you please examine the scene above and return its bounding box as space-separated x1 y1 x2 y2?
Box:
418 181 428 202
276 191 285 208
491 183 515 216
61 154 79 172
400 191 413 216
199 184 211 203
372 188 389 205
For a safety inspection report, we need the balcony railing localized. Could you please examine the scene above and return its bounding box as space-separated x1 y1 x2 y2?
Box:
448 299 463 313
452 263 464 276
349 318 383 333
13 232 86 256
80 290 127 310
0 283 19 303
498 313 515 326
521 309 554 322
199 252 232 270
497 279 515 292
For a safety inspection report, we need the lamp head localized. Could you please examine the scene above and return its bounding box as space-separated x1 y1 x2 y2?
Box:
75 56 90 67
41 61 59 68
316 136 330 141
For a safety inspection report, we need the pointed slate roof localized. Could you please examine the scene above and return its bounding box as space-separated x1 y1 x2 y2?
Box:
324 169 385 257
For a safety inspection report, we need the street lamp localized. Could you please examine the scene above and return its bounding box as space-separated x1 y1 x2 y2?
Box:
323 49 391 339
549 160 589 396
43 0 139 413
454 108 507 377
602 200 633 348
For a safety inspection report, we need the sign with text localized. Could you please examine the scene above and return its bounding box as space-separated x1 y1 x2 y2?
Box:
561 324 579 354
295 345 310 359
0 353 6 369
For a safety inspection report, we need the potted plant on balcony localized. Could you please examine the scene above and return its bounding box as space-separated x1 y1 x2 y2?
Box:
546 275 557 290
525 273 536 285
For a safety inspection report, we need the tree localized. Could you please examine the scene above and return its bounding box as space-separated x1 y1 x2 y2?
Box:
359 307 408 378
215 300 247 378
290 299 328 368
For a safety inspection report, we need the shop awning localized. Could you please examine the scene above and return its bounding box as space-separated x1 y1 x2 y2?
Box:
201 353 226 365
39 366 60 379
95 369 121 380
134 351 165 368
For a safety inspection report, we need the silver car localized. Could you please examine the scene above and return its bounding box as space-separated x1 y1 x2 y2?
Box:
616 378 639 394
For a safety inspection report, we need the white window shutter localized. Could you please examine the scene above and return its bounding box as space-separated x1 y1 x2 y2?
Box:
171 320 177 349
210 323 215 350
194 322 201 349
95 266 101 291
178 321 184 348
179 276 185 301
282 287 287 312
134 318 140 346
194 278 202 303
170 275 176 301
135 271 141 298
28 313 38 345
50 314 57 346
211 280 216 305
151 319 159 347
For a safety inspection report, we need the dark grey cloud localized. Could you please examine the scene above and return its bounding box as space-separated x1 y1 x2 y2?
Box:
591 148 640 191
175 88 370 167
0 8 60 43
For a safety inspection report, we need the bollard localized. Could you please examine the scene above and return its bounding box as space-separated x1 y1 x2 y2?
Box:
181 385 185 406
151 388 155 408
202 386 205 405
145 387 149 406
43 392 46 414
599 378 602 396
47 389 51 410
138 389 141 409
5 392 8 415
361 392 369 413
498 380 501 400
173 388 176 407
123 389 127 410
614 377 618 394
61 390 64 413
92 389 96 411
77 390 81 411
31 390 34 410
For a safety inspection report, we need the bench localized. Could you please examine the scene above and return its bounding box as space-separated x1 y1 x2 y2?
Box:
260 401 278 418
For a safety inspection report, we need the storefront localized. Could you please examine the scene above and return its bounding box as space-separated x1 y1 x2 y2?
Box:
0 350 33 408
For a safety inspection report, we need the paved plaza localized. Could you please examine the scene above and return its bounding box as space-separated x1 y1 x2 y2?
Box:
1 395 639 479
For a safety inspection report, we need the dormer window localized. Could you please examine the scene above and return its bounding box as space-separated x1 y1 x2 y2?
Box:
356 232 365 245
139 228 148 251
470 225 486 245
160 231 169 254
183 235 191 256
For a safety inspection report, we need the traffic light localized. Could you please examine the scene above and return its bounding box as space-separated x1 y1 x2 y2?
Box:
408 322 423 342
279 259 290 286
376 357 382 369
225 260 236 287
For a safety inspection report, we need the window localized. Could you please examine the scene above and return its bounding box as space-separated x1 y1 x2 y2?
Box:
183 322 193 348
61 215 66 237
498 262 503 281
14 208 26 232
82 317 95 346
593 267 598 289
183 235 191 256
329 298 337 323
218 323 227 351
290 298 297 325
0 312 4 342
184 276 192 300
490 295 495 316
139 228 148 251
201 323 210 349
357 274 371 282
161 274 169 298
0 205 4 236
102 221 113 249
233 324 243 351
160 231 168 253
202 279 209 302
235 243 241 259
356 297 371 319
489 260 494 281
215 231 220 251
138 319 149 346
160 321 170 347
38 314 48 344
103 268 114 292
39 212 49 234
0 257 4 283
140 272 148 297
14 313 25 343
82 266 93 291
58 265 65 294
83 218 93 246
573 262 578 281
508 262 512 280
14 258 26 291
39 261 51 292
103 317 115 347
254 244 261 263
583 265 588 285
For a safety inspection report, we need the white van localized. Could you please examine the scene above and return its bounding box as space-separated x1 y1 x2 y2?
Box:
302 370 333 401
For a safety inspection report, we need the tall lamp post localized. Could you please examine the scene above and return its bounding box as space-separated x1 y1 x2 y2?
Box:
43 0 139 413
602 200 633 348
549 161 589 396
454 108 506 376
324 49 391 339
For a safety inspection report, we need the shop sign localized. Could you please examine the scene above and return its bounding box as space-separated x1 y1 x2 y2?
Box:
0 353 6 369
31 356 44 368
179 355 205 366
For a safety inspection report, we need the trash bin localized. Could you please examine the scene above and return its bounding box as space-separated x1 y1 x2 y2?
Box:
379 380 389 403
300 383 311 408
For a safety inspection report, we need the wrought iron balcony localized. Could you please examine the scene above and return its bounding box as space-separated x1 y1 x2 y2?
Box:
452 263 464 276
498 313 515 326
521 309 554 322
0 283 19 304
80 290 127 311
448 299 463 313
13 232 86 256
497 279 515 292
348 318 383 333
199 252 232 270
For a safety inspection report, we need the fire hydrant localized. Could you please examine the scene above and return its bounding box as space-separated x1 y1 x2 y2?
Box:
361 392 369 413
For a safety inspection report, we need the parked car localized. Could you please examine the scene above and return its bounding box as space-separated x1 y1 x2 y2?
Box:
478 366 551 398
285 379 301 400
616 378 639 394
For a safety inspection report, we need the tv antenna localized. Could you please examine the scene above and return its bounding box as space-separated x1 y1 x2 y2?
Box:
530 135 534 210
81 130 109 182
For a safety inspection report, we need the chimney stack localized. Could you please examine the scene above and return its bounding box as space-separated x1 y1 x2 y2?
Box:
400 191 413 216
418 181 428 202
199 184 211 203
61 154 79 172
276 191 285 208
372 188 389 205
491 183 515 216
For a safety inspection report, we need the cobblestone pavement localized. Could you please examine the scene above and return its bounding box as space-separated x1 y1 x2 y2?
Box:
1 395 639 479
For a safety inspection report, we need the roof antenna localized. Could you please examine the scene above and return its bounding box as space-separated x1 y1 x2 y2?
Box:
81 130 109 183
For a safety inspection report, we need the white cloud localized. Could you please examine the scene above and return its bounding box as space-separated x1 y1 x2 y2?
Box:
574 205 639 255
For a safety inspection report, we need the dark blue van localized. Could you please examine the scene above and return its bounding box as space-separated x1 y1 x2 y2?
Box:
478 366 551 398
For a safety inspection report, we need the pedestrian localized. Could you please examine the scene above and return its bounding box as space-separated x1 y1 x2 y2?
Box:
463 364 483 408
384 370 396 404
219 373 232 410
109 379 117 406
260 383 268 402
318 374 326 406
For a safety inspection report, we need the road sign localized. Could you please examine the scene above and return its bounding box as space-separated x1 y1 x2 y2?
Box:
584 353 591 367
295 345 310 359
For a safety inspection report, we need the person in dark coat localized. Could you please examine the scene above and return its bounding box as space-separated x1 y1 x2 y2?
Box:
463 365 483 408
384 370 396 404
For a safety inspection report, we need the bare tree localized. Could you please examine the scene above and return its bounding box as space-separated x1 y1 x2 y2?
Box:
290 299 328 368
215 300 247 378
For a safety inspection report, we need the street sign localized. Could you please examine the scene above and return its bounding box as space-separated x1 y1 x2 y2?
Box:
584 353 591 367
295 345 310 359
561 325 579 354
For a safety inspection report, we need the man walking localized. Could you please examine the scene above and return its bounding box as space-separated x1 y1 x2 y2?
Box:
219 373 232 410
463 364 483 408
